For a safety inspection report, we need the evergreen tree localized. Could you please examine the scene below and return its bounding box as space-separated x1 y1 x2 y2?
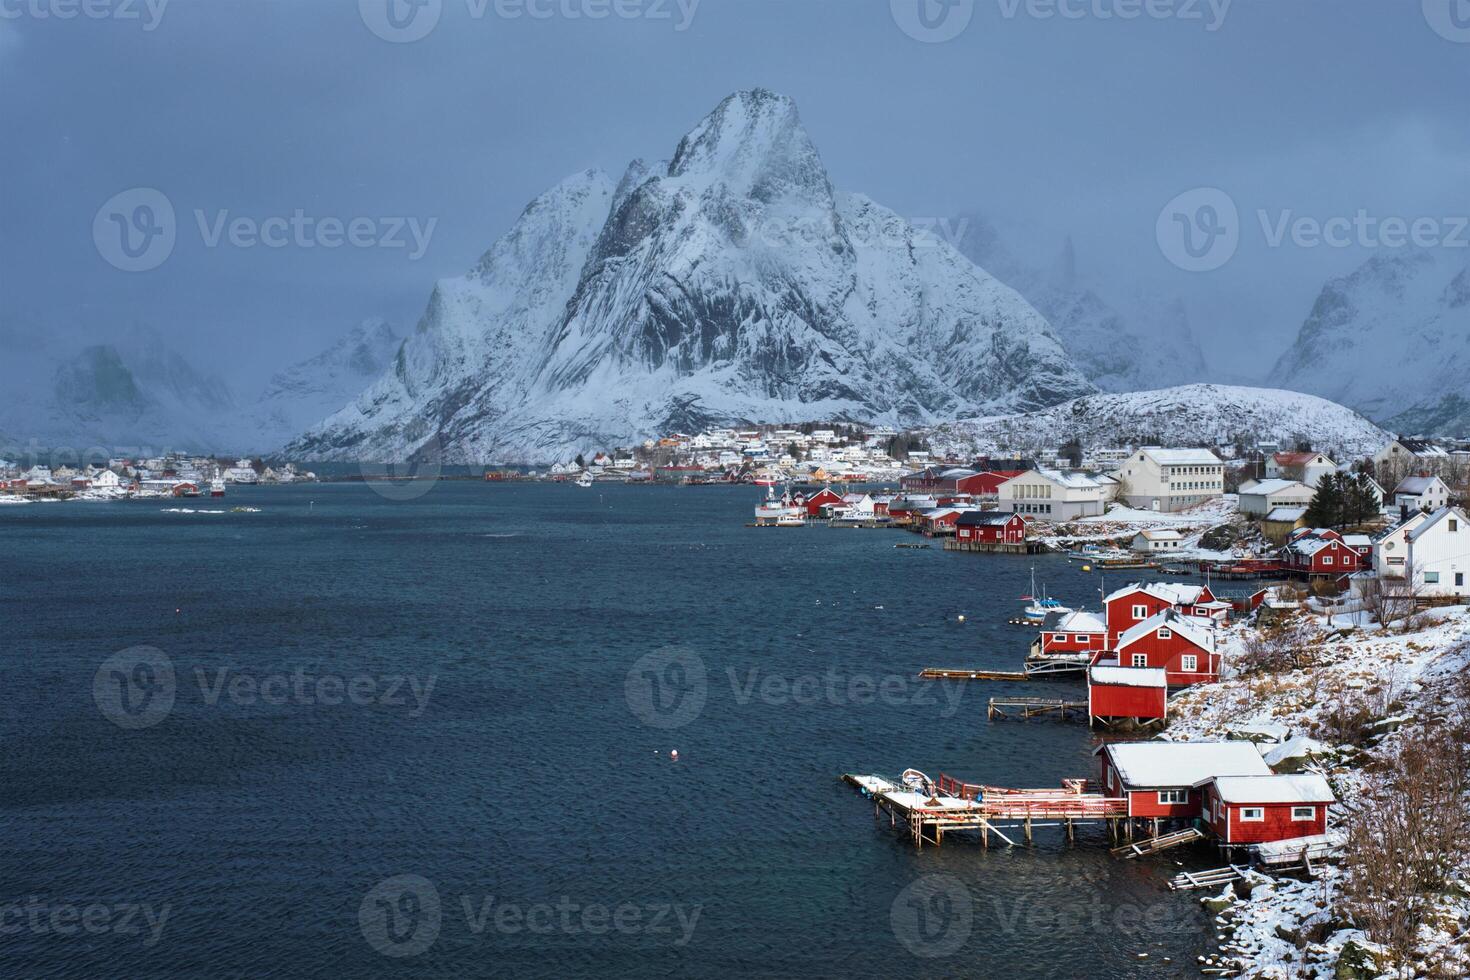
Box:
1305 472 1345 528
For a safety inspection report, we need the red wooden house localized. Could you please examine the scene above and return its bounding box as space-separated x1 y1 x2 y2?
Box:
1102 582 1220 647
1096 741 1272 820
954 511 1027 544
1198 774 1334 845
1102 609 1220 685
1036 610 1108 657
1281 528 1365 578
917 507 972 535
955 470 1023 499
801 487 845 517
1087 665 1167 726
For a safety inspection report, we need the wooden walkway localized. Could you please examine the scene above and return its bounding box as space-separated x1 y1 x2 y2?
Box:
1111 826 1205 859
1169 865 1252 891
919 667 1029 681
987 697 1087 721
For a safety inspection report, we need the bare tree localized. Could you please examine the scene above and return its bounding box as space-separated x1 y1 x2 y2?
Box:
1358 559 1423 633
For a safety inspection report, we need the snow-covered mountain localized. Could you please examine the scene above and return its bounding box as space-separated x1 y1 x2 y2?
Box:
952 217 1207 392
1268 250 1470 438
921 384 1388 459
291 90 1094 463
248 318 402 450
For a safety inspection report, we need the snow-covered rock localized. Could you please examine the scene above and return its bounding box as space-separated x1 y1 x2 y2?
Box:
289 89 1094 463
1268 249 1470 438
922 384 1388 458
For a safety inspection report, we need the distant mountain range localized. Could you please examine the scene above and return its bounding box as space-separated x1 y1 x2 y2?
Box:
288 89 1095 464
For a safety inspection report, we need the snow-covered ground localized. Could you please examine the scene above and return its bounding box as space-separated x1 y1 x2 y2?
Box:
1166 607 1470 978
1035 496 1252 560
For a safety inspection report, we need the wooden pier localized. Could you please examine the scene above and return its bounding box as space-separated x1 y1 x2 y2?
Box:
987 697 1087 721
942 539 1042 554
1169 865 1253 891
1111 826 1205 859
919 667 1029 681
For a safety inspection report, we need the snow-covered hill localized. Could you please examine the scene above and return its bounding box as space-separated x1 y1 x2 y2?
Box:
953 217 1207 392
290 90 1094 464
1268 249 1470 438
921 384 1388 458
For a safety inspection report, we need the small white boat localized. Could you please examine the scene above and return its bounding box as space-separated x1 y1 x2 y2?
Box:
575 473 594 488
210 477 226 498
1021 568 1071 621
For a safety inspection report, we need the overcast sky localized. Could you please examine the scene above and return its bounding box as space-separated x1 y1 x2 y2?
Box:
2 0 1466 391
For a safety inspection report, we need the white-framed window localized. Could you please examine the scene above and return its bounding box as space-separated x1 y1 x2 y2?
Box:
1157 627 1172 639
1323 556 1333 566
1181 655 1198 672
1158 789 1188 805
1131 653 1148 667
1291 806 1316 821
1132 604 1148 620
1073 634 1086 643
1051 633 1065 643
1240 807 1264 822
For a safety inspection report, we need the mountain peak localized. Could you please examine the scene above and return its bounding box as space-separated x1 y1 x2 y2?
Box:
668 89 829 204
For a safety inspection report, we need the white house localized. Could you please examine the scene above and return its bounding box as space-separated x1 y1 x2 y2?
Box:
1132 528 1184 552
1392 475 1452 515
89 469 122 489
1265 451 1336 488
1238 478 1315 517
998 468 1107 521
1374 506 1468 598
1375 438 1450 482
1117 447 1225 513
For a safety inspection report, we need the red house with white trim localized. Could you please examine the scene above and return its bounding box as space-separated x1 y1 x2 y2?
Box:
954 511 1027 544
1104 609 1220 685
1096 741 1272 820
1087 665 1167 726
1036 610 1108 656
801 487 845 517
1197 774 1334 845
1281 528 1365 578
1103 582 1221 647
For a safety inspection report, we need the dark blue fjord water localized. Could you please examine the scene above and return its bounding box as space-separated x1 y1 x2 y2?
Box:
0 483 1213 978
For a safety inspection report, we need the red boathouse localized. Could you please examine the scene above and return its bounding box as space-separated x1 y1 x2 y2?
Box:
1087 666 1167 727
1198 774 1334 845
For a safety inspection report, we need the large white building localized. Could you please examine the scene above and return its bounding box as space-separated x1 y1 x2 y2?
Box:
1117 448 1225 513
1238 478 1314 517
1374 506 1468 598
998 468 1108 521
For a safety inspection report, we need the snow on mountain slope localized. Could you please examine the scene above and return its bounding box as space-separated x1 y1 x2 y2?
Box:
921 384 1388 458
291 90 1093 463
953 217 1206 392
1268 249 1470 437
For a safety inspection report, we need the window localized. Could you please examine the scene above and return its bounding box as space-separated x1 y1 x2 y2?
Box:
1240 807 1264 822
1131 653 1148 667
1181 655 1198 672
1291 806 1316 821
1158 789 1188 805
1457 573 1464 588
1425 572 1440 584
1051 634 1065 643
1450 519 1458 532
1157 627 1173 639
1323 556 1333 566
1073 634 1087 643
1132 604 1148 620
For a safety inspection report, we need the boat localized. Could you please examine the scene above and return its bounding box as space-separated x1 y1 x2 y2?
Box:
209 476 225 498
753 485 804 523
775 514 806 527
1021 568 1071 622
575 473 594 488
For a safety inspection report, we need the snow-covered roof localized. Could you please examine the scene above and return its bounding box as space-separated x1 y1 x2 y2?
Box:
1140 447 1221 466
1241 479 1310 497
938 467 978 479
1024 467 1104 489
1105 582 1208 607
1054 610 1106 633
1089 666 1167 688
1207 774 1335 805
955 510 1015 526
1263 736 1329 768
1117 609 1217 653
1136 529 1183 541
1266 506 1307 522
1098 740 1271 788
1340 534 1372 548
1394 475 1442 495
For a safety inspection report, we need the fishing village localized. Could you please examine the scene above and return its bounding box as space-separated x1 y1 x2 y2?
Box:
741 437 1470 978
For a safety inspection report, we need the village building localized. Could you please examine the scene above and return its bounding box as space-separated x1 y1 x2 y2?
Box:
1131 528 1183 552
997 468 1107 520
1086 665 1167 727
1102 582 1224 646
1373 506 1469 598
799 487 845 517
953 511 1027 545
1117 447 1225 513
1264 451 1336 488
1391 474 1452 516
1034 609 1108 658
1238 478 1314 517
1374 437 1451 483
1281 527 1365 579
1261 506 1308 543
1197 774 1334 845
1102 609 1221 685
1096 741 1273 821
